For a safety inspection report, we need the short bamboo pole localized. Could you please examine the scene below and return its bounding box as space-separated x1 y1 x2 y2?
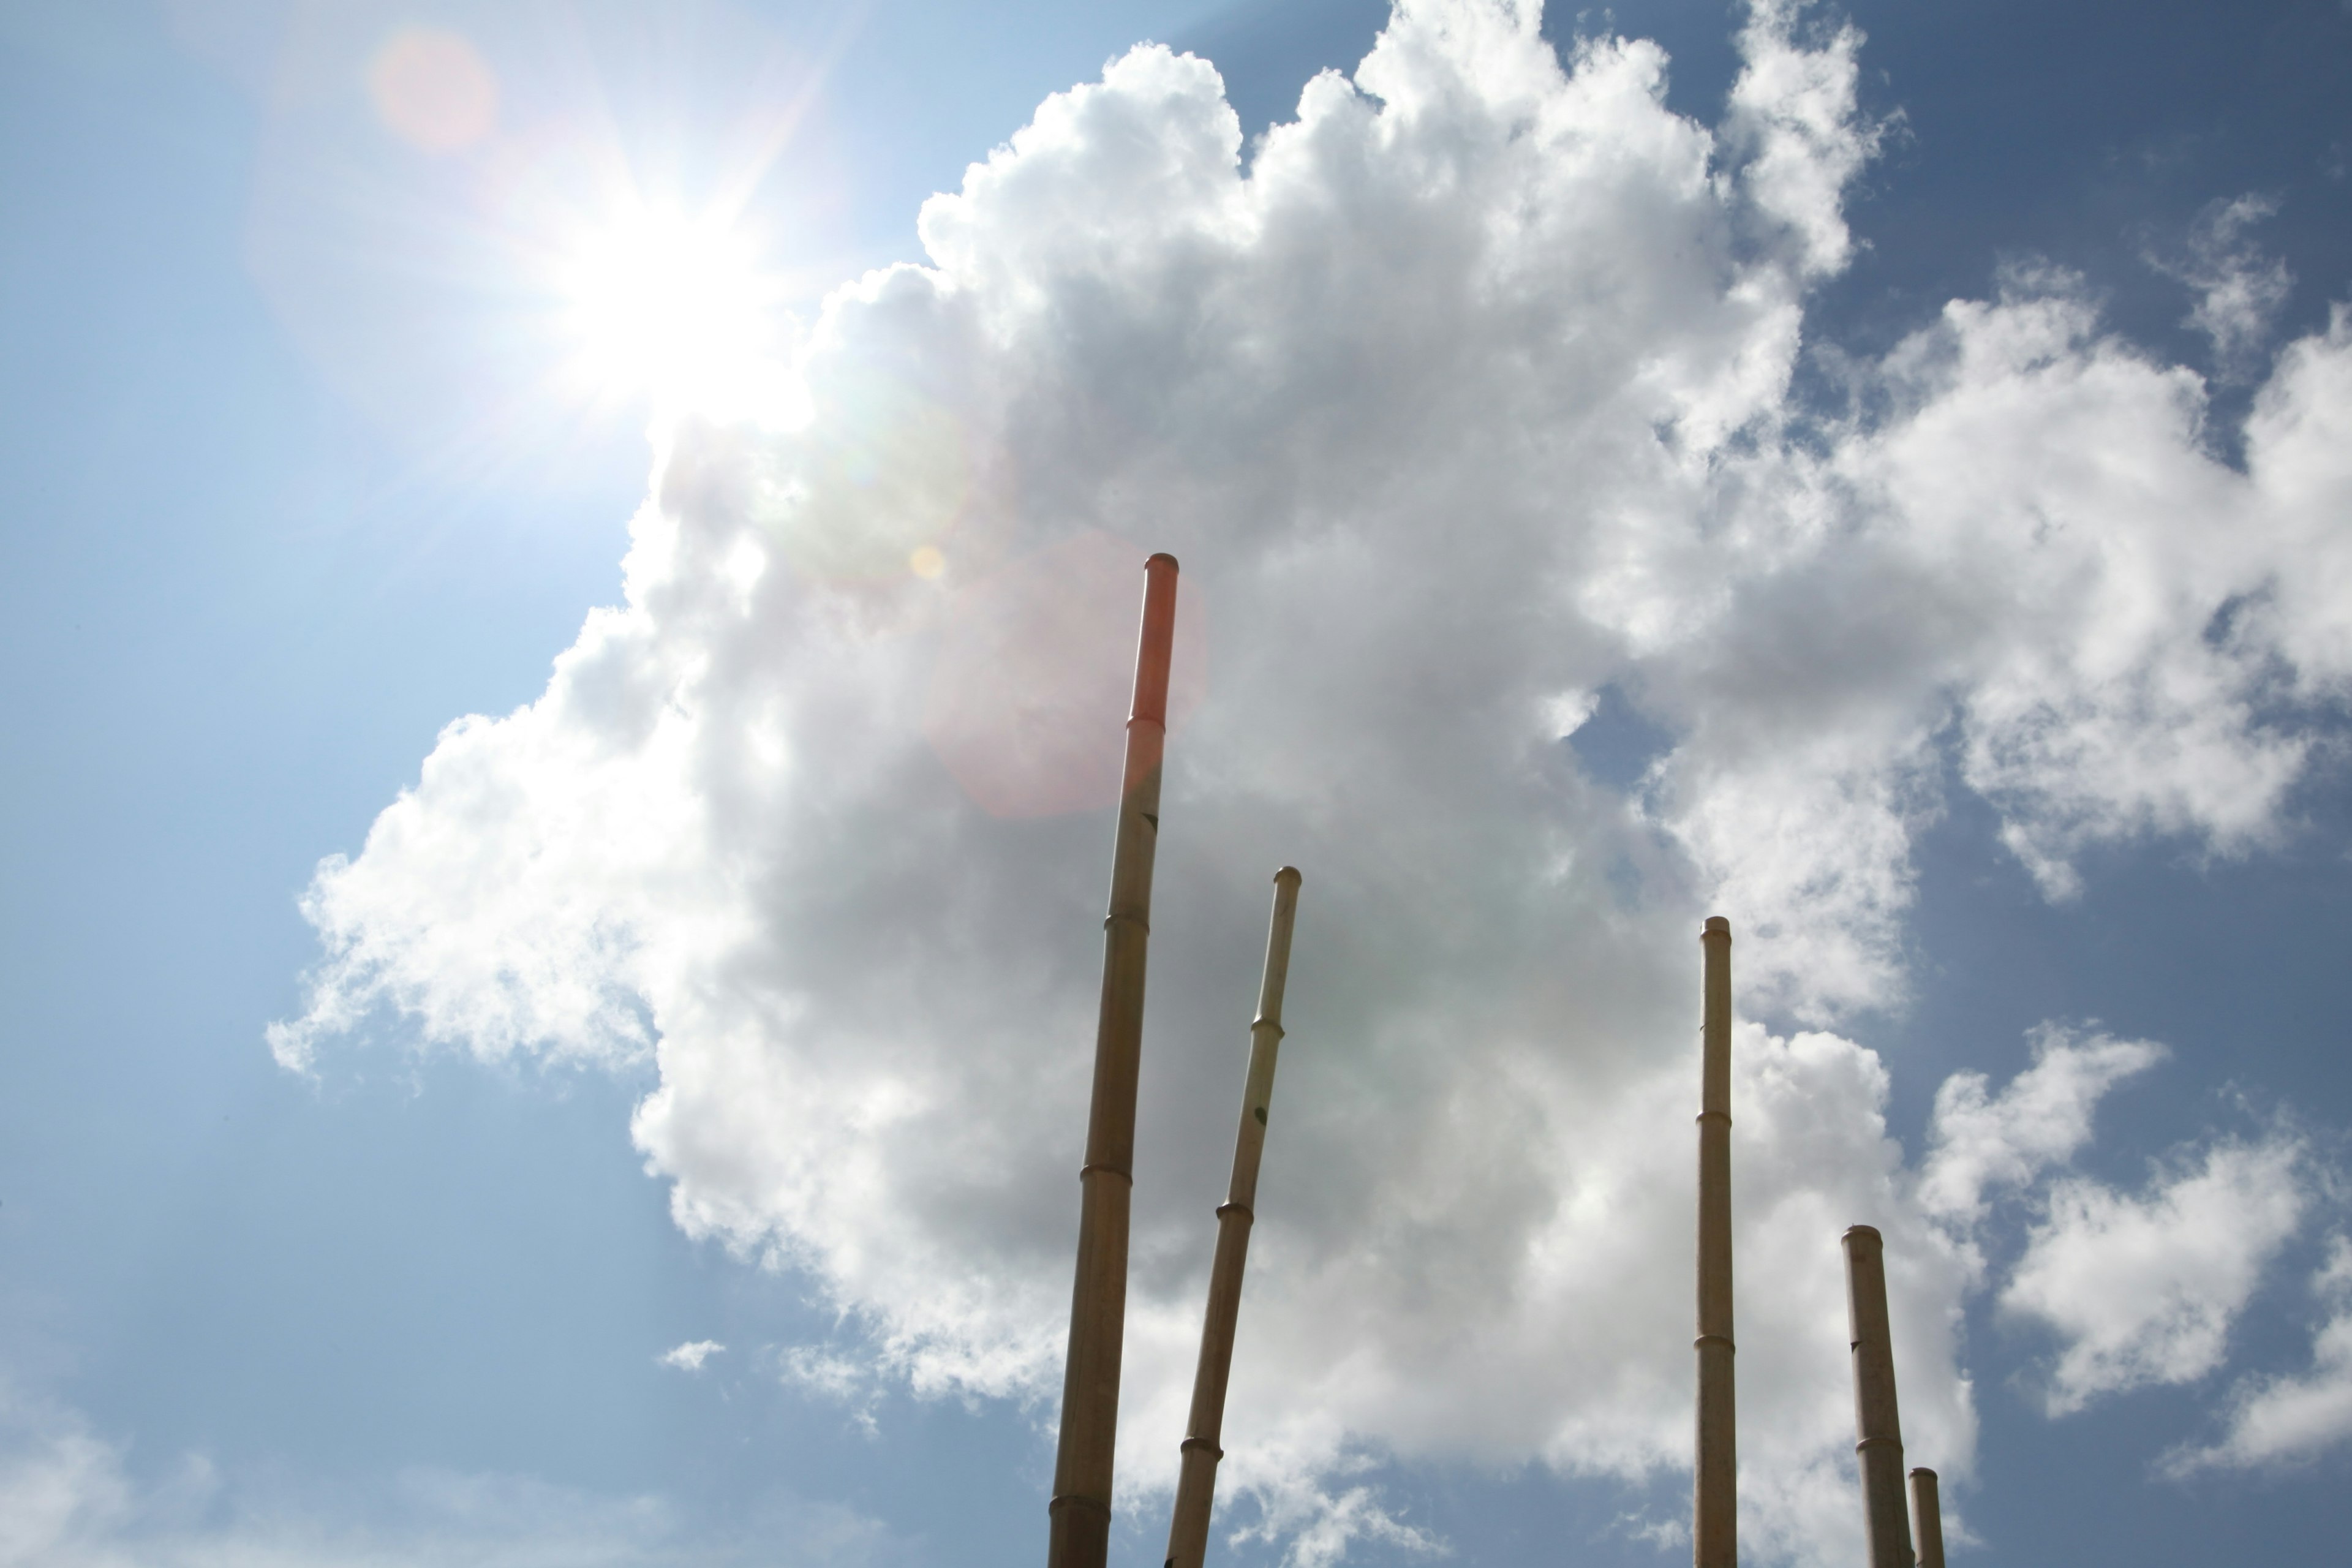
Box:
1694 915 1737 1568
1842 1226 1913 1568
1163 867 1303 1568
1909 1469 1945 1568
1047 552 1182 1568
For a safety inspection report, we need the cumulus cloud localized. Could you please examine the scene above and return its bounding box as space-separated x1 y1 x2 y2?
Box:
2242 303 2352 690
2166 1235 2352 1474
269 0 2352 1559
2001 1133 2309 1416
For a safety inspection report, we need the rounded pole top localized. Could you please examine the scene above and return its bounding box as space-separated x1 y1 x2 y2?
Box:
1273 865 1302 887
1909 1467 1937 1481
1702 915 1731 938
1130 554 1182 726
1844 1223 1884 1249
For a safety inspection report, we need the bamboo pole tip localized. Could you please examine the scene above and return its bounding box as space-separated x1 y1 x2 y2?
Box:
1273 865 1303 888
1146 552 1180 573
1702 914 1731 939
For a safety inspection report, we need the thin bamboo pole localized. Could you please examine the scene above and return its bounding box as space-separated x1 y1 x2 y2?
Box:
1047 552 1182 1568
1909 1469 1945 1568
1694 915 1737 1568
1842 1226 1913 1568
1164 867 1303 1568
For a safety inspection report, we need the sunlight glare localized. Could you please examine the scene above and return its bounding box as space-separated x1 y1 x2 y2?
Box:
554 203 785 421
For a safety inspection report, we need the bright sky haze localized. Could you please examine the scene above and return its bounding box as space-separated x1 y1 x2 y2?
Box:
4 2 2352 1566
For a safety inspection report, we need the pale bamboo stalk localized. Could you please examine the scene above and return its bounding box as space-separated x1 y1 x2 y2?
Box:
1047 552 1181 1568
1694 915 1738 1568
1164 867 1303 1568
1909 1469 1945 1568
1842 1226 1915 1568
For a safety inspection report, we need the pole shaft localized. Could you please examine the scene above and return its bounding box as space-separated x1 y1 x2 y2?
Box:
1694 916 1736 1568
1048 554 1182 1568
1843 1226 1914 1568
1909 1469 1944 1568
1165 868 1302 1568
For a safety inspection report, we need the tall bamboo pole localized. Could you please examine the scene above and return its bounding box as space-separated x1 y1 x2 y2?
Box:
1694 915 1737 1568
1047 552 1182 1568
1842 1226 1914 1568
1164 867 1303 1568
1909 1469 1945 1568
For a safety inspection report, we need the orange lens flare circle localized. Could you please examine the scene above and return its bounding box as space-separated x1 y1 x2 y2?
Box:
368 28 498 154
923 531 1210 820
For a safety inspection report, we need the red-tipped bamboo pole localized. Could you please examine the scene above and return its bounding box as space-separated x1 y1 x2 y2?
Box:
1164 867 1303 1568
1842 1225 1914 1568
1047 552 1181 1568
1694 916 1737 1568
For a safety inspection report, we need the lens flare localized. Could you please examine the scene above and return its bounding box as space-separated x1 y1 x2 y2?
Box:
922 532 1210 820
750 370 971 579
368 29 498 154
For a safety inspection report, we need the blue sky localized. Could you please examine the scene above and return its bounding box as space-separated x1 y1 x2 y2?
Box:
3 1 2351 1564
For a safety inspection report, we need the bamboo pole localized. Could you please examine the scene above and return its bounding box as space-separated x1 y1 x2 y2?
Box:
1909 1469 1945 1568
1842 1226 1913 1568
1047 552 1182 1568
1164 867 1303 1568
1694 915 1737 1568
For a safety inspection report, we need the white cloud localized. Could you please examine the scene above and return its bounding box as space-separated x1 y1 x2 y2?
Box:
268 0 2352 1559
1228 1476 1446 1568
1611 1509 1688 1551
0 1387 129 1568
0 1381 900 1568
2001 1133 2309 1415
775 1347 887 1440
657 1340 726 1372
1919 1025 2166 1229
2243 303 2352 692
2165 1235 2352 1475
2153 194 2295 383
1721 0 1883 279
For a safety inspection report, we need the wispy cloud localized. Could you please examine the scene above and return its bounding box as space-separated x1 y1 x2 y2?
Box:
2150 193 2296 383
2002 1133 2310 1415
2165 1235 2352 1475
1919 1025 2167 1230
0 1378 905 1568
657 1340 726 1373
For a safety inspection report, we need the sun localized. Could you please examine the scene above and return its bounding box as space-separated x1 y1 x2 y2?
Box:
551 201 783 420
